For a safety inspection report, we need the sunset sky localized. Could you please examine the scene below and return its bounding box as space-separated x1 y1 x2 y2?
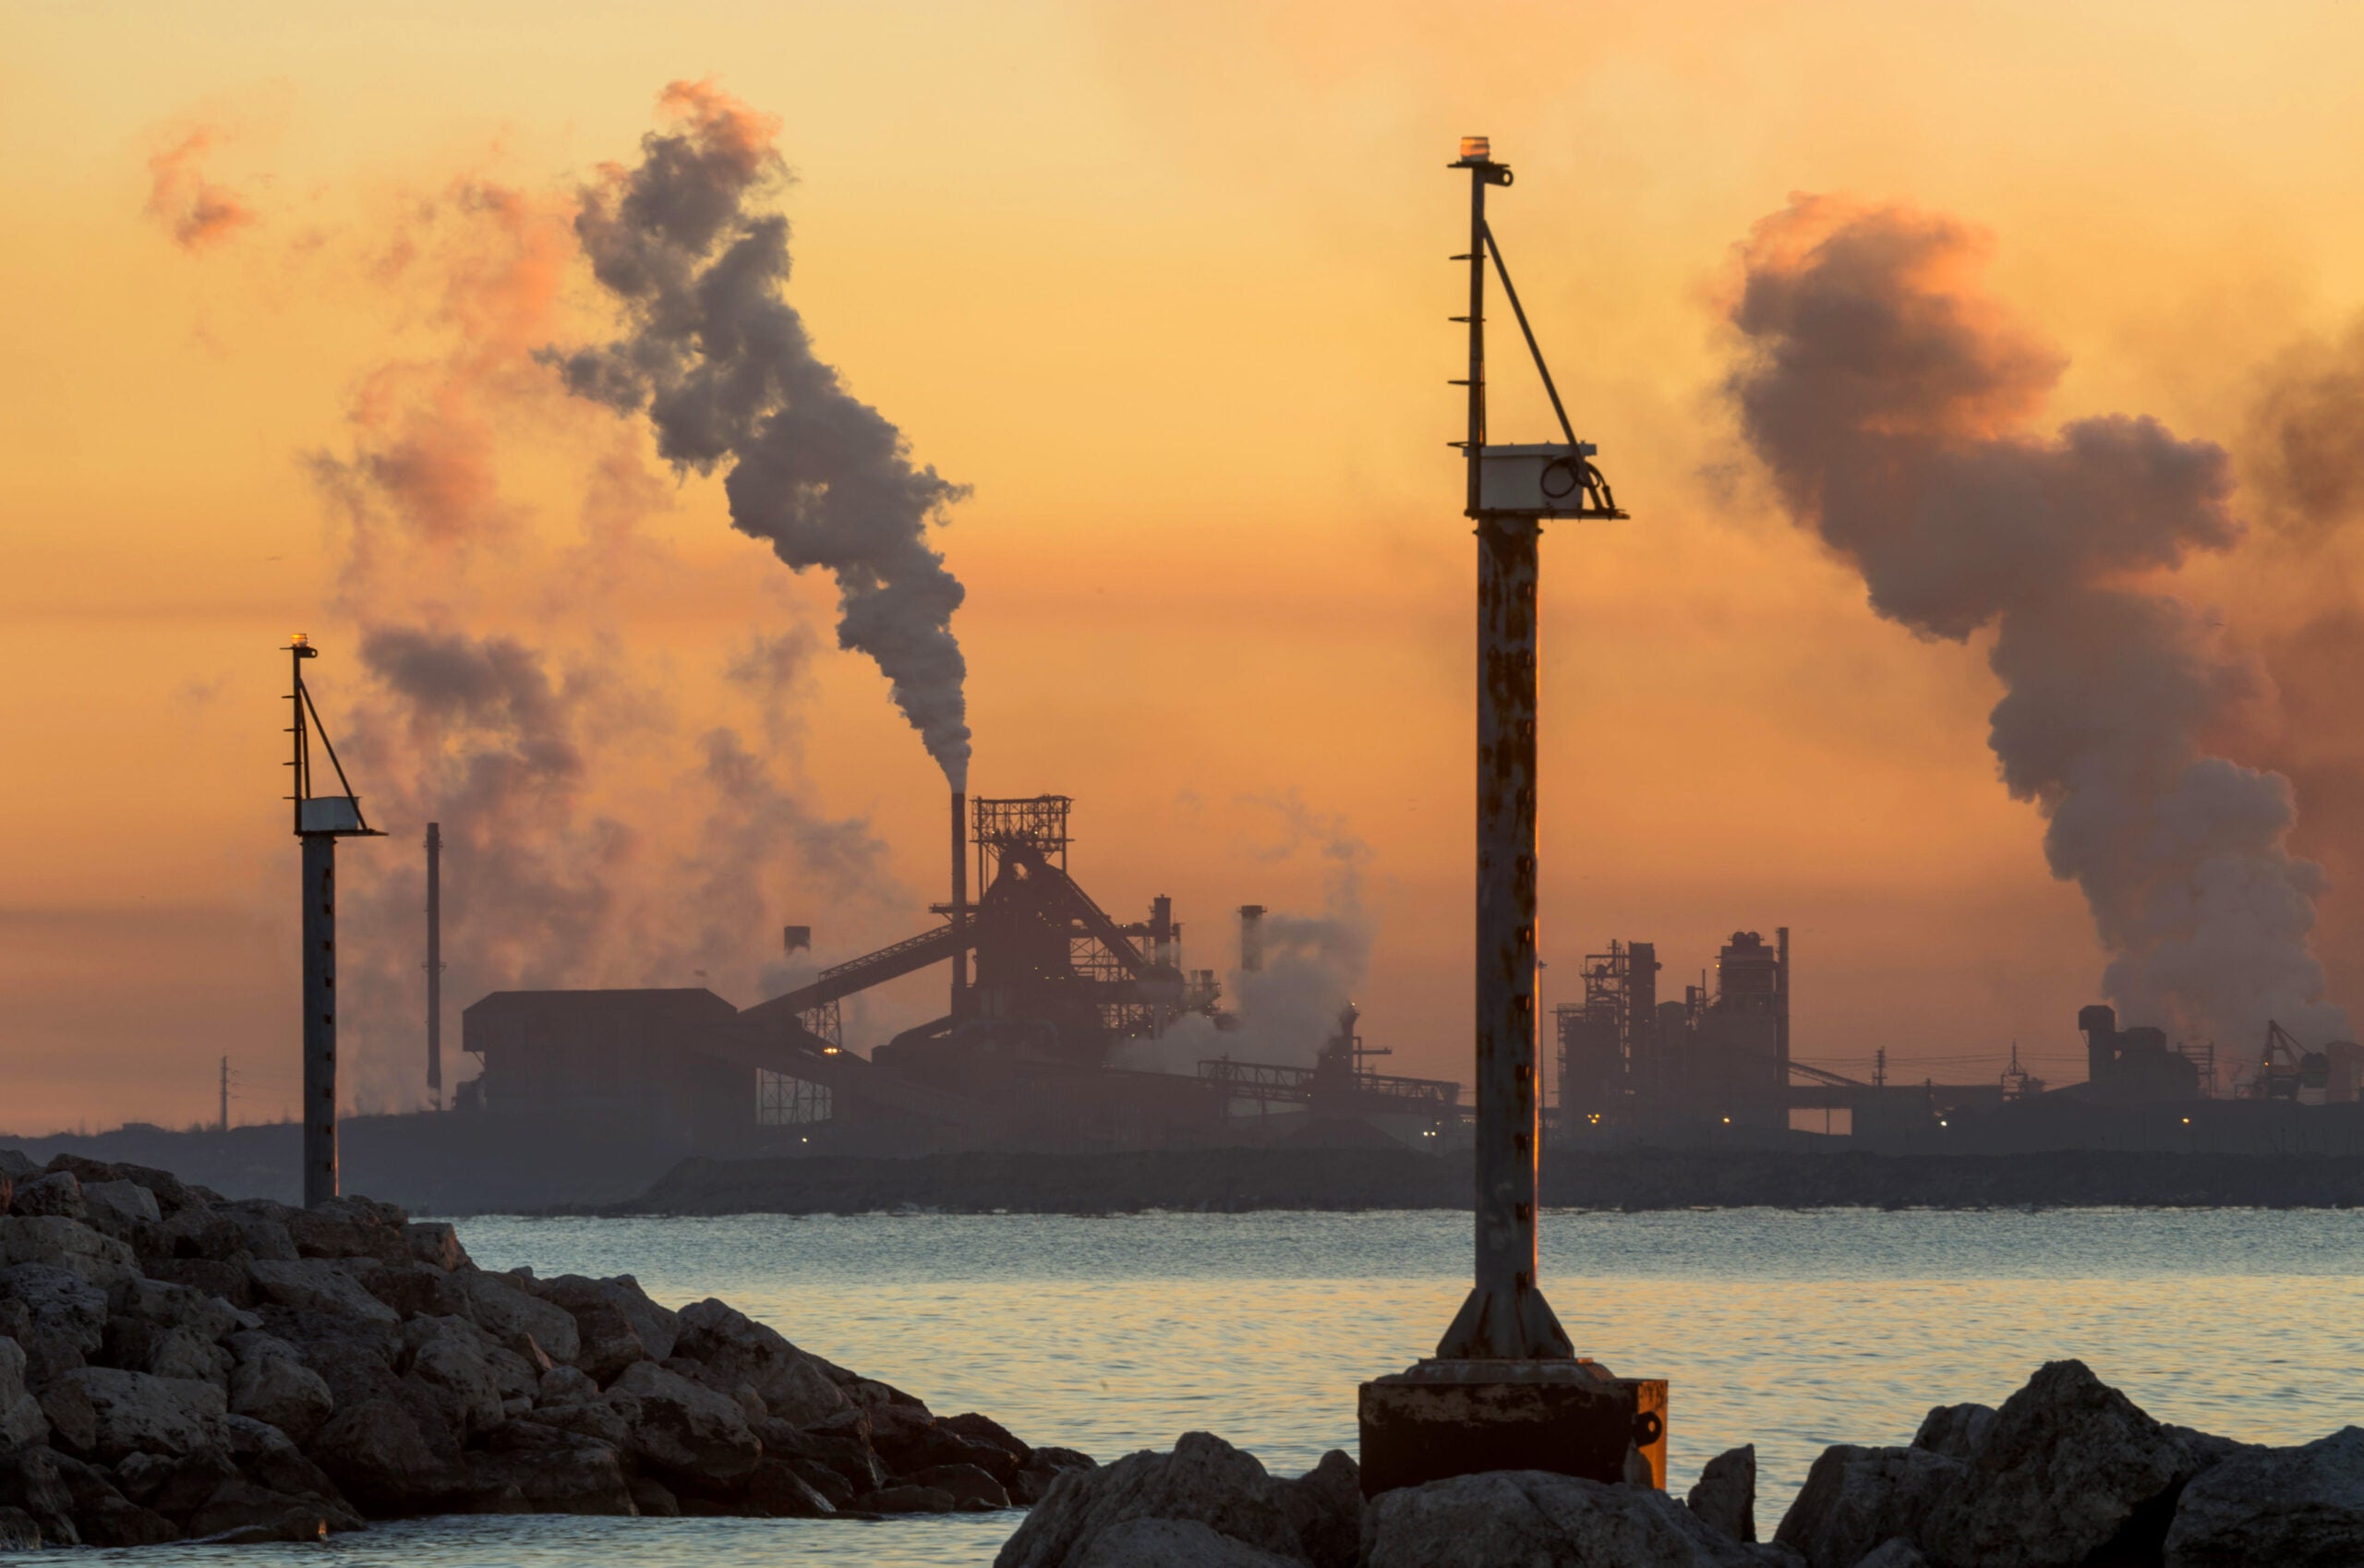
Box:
7 0 2364 1130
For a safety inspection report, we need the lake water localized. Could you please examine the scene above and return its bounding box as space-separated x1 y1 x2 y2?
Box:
26 1207 2364 1565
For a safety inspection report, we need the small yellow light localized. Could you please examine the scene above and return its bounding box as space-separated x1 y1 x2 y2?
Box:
1459 136 1490 162
2182 1116 2191 1125
1721 1116 1731 1125
289 632 309 646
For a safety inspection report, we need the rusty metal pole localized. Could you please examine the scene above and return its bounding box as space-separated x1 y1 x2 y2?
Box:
301 830 338 1208
426 821 442 1109
950 790 969 1015
1436 141 1569 1362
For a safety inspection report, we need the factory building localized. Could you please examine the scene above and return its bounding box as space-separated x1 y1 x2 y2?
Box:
1557 928 1791 1131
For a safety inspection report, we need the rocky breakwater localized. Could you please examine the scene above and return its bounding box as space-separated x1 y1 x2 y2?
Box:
995 1362 2364 1567
0 1149 1093 1549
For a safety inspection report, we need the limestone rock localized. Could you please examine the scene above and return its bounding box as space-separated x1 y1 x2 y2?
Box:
2164 1424 2364 1567
0 1443 80 1544
672 1297 844 1423
38 1367 227 1460
248 1258 401 1324
306 1393 470 1514
367 1260 469 1321
531 1397 633 1450
1278 1449 1360 1568
464 1419 635 1514
461 1270 581 1365
1854 1540 1930 1568
81 1180 162 1232
0 1338 47 1453
404 1222 470 1272
1774 1446 1960 1568
996 1431 1303 1568
1920 1359 2200 1568
226 1334 334 1442
44 1448 181 1544
0 1216 136 1286
1690 1444 1757 1543
1364 1468 1772 1568
10 1174 85 1222
1912 1405 1995 1465
183 1481 335 1543
610 1360 761 1479
2 1262 109 1371
1075 1516 1307 1568
742 1454 839 1517
219 1410 359 1523
401 1315 512 1438
539 1365 599 1405
910 1460 1011 1508
0 1503 38 1550
219 1206 298 1262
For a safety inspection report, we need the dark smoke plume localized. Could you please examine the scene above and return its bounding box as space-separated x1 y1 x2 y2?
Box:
1729 195 2345 1052
554 81 974 788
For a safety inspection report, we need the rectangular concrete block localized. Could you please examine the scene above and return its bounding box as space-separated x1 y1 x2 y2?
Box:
1358 1358 1668 1496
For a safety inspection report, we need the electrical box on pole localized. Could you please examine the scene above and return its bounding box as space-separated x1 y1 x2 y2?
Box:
1357 136 1666 1499
285 635 382 1210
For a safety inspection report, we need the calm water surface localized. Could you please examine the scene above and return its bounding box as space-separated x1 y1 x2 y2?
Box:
32 1208 2364 1567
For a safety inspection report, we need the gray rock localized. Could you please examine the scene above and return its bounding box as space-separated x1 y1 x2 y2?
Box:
42 1448 180 1544
1854 1541 1929 1568
1774 1446 1960 1568
0 1339 45 1453
0 1503 37 1550
672 1297 845 1424
183 1479 335 1542
221 1209 298 1262
1075 1517 1306 1568
38 1367 227 1460
248 1258 400 1324
2164 1424 2364 1567
996 1431 1304 1568
0 1216 136 1285
532 1397 633 1450
1364 1467 1768 1568
910 1460 1011 1508
10 1174 85 1222
1690 1444 1756 1542
1280 1450 1359 1568
862 1482 959 1513
539 1365 599 1405
112 1275 247 1344
1921 1359 2199 1568
742 1453 839 1516
1911 1405 1996 1465
460 1270 580 1365
0 1152 33 1183
402 1315 511 1438
0 1443 80 1544
464 1419 635 1514
307 1393 469 1513
404 1223 470 1272
609 1359 761 1479
227 1335 334 1442
82 1180 162 1231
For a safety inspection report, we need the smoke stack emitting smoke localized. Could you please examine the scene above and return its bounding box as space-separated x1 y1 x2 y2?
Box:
555 81 973 789
1729 195 2346 1052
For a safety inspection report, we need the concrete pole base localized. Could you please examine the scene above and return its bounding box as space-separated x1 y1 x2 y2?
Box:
1357 1358 1668 1497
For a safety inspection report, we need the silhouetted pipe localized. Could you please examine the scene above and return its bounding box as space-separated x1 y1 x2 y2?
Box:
951 790 968 1015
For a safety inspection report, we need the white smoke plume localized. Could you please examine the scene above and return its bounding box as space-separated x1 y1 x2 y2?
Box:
1728 195 2345 1052
552 81 974 789
1116 794 1376 1074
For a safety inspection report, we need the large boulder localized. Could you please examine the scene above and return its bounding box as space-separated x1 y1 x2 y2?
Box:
225 1333 334 1442
742 1453 840 1517
1773 1446 1960 1568
248 1258 400 1324
460 1271 580 1365
403 1222 470 1272
535 1274 674 1384
1 1262 109 1383
81 1180 162 1233
2164 1425 2364 1567
1920 1360 2210 1568
1912 1405 1996 1464
996 1431 1305 1568
1690 1444 1757 1543
306 1392 470 1514
10 1173 86 1221
462 1419 635 1514
0 1339 46 1453
1280 1449 1361 1568
0 1216 136 1286
672 1297 843 1423
219 1410 359 1523
1074 1517 1306 1567
0 1504 37 1550
401 1314 523 1438
42 1448 180 1545
0 1443 80 1545
609 1360 761 1480
1364 1468 1775 1568
38 1366 227 1460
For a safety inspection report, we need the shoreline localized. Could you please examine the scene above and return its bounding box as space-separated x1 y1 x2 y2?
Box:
585 1147 2364 1217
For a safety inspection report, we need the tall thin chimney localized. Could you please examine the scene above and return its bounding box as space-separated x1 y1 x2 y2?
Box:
950 790 968 1015
1238 904 1266 973
426 822 442 1108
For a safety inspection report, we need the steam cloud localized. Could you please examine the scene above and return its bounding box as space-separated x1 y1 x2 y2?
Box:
1729 195 2346 1052
554 81 974 789
144 127 257 250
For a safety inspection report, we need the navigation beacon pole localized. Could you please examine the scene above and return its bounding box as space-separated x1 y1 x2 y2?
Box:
285 635 382 1210
1357 137 1667 1496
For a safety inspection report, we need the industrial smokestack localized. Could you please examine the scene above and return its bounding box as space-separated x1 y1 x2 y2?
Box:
950 789 968 1015
426 822 442 1109
1238 904 1266 973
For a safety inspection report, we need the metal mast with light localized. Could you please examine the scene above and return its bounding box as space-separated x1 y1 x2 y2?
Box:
1357 136 1666 1496
285 635 382 1210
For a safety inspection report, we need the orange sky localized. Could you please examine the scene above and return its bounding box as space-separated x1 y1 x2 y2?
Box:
6 0 2364 1129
